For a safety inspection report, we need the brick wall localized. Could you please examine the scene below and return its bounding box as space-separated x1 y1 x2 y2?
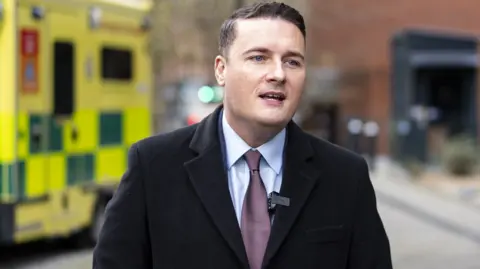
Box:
307 0 480 155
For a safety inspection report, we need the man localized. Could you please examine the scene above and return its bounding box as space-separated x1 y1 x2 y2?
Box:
92 1 393 269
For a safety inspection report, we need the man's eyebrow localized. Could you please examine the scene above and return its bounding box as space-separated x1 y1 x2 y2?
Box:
242 47 304 60
242 47 270 56
284 50 305 61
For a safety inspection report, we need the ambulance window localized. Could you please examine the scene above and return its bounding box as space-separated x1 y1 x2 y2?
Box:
53 41 75 116
101 47 132 81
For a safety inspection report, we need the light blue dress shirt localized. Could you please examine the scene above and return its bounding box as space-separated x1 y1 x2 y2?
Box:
221 112 286 225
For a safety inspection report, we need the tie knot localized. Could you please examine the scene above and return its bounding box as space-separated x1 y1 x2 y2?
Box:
244 149 261 171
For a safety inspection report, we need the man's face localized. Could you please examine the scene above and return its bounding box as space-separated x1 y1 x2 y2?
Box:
215 18 306 128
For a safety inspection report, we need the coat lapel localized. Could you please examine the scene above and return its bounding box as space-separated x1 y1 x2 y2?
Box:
183 105 249 267
263 121 321 266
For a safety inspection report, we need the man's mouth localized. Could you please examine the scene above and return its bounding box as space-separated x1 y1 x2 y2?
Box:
259 92 286 101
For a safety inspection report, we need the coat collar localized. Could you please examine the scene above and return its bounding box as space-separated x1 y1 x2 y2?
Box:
184 104 321 267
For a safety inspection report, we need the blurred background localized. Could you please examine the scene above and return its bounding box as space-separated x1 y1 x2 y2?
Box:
1 0 480 268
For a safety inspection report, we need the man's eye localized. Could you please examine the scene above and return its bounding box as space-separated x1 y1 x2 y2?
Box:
251 55 265 62
286 60 301 67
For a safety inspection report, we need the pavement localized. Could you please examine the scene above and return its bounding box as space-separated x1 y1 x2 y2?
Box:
371 158 480 269
378 202 480 269
2 159 480 269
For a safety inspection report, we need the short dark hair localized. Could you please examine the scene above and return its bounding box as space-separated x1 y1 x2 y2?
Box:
218 1 306 56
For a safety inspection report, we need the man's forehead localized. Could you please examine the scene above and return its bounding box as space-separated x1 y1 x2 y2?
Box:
232 18 305 53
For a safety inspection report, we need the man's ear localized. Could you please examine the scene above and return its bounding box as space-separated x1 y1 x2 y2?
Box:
214 55 226 86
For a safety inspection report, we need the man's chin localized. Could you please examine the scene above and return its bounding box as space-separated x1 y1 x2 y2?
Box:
255 114 290 129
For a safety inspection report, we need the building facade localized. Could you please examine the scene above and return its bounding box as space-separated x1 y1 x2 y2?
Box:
306 0 480 162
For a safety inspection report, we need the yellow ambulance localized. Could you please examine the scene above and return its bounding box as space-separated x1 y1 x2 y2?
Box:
0 0 153 246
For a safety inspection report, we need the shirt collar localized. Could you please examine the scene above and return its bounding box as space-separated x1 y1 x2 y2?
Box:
221 112 286 174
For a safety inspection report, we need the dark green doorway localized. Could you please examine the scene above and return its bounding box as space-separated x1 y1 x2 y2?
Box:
414 67 475 163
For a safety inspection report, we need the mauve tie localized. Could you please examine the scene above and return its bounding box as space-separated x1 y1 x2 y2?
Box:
241 149 270 269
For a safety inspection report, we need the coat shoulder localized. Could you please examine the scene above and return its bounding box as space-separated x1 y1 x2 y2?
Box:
129 124 198 164
305 131 367 168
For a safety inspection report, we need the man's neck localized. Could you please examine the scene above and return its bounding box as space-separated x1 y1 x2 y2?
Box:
224 110 284 148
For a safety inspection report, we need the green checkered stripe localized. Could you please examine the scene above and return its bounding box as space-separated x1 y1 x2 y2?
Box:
0 111 130 200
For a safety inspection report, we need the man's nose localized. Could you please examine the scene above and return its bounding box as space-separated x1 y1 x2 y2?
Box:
266 61 286 84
